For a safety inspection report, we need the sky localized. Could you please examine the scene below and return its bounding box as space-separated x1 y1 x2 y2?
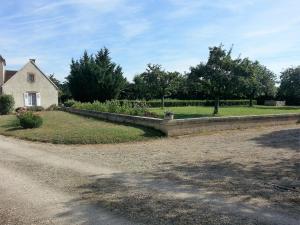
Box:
0 0 300 82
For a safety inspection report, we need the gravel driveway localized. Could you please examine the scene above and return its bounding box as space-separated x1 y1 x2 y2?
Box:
0 125 299 225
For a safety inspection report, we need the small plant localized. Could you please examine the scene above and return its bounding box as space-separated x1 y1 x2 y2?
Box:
27 106 44 111
71 100 151 117
15 107 27 113
64 99 77 107
0 95 15 115
46 104 59 111
164 111 174 120
18 111 43 129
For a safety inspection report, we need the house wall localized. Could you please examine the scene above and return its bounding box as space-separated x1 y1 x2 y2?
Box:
2 62 58 108
0 60 4 87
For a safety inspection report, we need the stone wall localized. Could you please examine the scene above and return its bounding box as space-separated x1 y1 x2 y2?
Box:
64 108 300 137
162 114 300 136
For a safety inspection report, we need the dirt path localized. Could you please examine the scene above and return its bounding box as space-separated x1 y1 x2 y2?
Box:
0 125 299 225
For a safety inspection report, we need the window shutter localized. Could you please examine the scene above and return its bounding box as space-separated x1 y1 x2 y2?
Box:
24 93 29 106
36 93 41 106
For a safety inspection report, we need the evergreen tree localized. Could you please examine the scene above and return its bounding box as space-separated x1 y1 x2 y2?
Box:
66 48 126 102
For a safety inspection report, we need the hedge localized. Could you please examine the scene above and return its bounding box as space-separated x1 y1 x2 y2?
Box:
0 95 15 115
121 99 257 108
71 100 158 117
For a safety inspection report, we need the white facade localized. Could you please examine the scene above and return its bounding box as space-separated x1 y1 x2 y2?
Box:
0 57 59 108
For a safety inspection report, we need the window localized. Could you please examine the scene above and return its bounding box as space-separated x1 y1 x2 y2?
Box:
27 73 35 82
28 93 37 106
24 92 40 107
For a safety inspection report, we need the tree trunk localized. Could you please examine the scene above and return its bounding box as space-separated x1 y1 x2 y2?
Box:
213 97 219 115
249 91 255 107
249 96 253 107
161 96 165 109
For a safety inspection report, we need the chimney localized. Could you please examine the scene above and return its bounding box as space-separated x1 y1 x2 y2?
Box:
29 59 36 63
0 55 6 86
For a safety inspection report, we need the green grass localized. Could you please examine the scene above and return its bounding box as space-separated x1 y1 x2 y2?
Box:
0 111 163 144
150 106 300 119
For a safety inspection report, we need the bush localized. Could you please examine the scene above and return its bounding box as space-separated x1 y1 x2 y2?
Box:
64 99 77 107
122 99 257 108
0 95 15 115
27 106 44 111
72 100 153 117
46 104 59 111
15 107 27 113
18 112 43 129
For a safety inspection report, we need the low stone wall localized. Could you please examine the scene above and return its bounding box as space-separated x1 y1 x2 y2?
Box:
64 108 300 137
162 114 300 136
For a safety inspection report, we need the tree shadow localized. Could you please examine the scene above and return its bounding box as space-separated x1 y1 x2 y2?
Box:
0 118 23 131
251 128 300 151
58 158 300 225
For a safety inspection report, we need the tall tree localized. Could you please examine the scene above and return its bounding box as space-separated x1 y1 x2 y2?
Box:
132 75 152 100
66 48 126 102
49 74 61 88
189 45 236 114
277 66 300 105
137 64 180 108
49 74 72 103
236 59 276 106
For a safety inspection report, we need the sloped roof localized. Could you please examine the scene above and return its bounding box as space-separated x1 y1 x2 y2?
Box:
1 61 59 90
0 55 6 66
30 61 59 90
4 70 18 82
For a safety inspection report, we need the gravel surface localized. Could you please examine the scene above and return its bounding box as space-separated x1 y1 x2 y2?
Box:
0 125 299 225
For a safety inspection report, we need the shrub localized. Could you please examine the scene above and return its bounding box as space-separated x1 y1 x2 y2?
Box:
64 99 77 107
71 100 154 117
0 95 15 115
27 106 44 111
15 107 27 113
46 104 59 111
18 111 43 129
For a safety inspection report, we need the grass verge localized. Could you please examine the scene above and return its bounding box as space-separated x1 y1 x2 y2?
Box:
0 111 163 144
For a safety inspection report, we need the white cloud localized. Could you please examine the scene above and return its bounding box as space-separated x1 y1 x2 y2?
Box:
119 19 151 39
167 0 257 19
1 0 300 81
33 0 125 14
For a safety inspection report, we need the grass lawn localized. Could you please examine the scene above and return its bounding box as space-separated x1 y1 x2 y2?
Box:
150 105 300 119
0 111 163 144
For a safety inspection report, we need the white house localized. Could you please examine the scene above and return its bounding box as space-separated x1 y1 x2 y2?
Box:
0 55 59 108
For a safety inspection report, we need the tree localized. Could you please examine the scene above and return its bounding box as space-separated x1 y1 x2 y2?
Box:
236 59 276 106
277 66 300 105
185 70 207 100
189 45 236 114
131 75 152 100
66 48 126 102
49 74 71 103
137 64 180 108
171 74 189 99
49 74 61 88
